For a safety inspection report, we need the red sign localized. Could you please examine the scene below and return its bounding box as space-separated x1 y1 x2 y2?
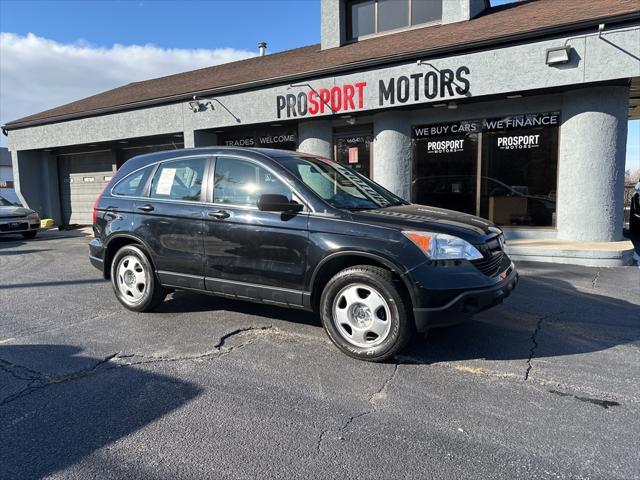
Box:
277 82 367 119
348 147 359 164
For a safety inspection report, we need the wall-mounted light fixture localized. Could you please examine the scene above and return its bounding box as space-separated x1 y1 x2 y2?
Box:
188 96 215 113
189 98 204 113
545 45 571 65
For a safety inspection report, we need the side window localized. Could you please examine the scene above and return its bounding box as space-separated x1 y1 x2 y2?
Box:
213 157 291 207
112 166 153 197
150 158 206 202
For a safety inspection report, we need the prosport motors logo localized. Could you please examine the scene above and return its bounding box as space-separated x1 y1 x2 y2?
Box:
497 134 541 150
427 139 464 154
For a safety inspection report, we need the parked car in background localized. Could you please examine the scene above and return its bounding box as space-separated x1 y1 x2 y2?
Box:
630 180 640 234
89 148 518 362
0 194 40 239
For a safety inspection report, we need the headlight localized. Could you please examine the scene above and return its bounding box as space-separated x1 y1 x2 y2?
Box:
402 231 483 261
27 213 40 221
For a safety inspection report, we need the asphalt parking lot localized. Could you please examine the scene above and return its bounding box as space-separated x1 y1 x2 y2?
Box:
1 230 639 480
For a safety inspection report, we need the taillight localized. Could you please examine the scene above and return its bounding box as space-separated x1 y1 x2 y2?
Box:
92 193 101 224
93 175 116 224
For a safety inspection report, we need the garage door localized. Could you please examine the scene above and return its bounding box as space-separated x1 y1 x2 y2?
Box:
58 152 114 225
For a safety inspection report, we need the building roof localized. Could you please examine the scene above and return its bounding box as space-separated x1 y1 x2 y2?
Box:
4 0 640 129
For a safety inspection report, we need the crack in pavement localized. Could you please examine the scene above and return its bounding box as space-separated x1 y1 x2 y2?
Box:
0 353 119 407
0 325 274 407
116 325 276 366
317 363 400 454
524 317 543 381
524 312 563 382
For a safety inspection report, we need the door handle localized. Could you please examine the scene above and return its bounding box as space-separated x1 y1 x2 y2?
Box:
137 204 154 212
208 210 230 219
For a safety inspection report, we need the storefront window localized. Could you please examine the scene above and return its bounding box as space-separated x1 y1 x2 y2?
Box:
334 130 373 178
480 113 559 227
412 121 480 215
412 112 559 227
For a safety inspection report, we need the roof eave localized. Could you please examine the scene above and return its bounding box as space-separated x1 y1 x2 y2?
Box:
4 10 640 131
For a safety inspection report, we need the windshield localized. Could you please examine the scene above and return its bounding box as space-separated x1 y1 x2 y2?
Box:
279 155 406 210
0 195 16 207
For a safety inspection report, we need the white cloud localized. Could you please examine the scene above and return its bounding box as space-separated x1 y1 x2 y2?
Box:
0 32 256 143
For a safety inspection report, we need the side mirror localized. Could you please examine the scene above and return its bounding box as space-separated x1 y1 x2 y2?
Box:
256 194 304 213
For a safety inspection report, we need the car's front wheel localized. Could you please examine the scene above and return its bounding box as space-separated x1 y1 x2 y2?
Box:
111 244 166 312
319 265 413 362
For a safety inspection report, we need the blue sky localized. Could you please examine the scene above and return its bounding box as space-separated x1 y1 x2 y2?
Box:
0 0 321 55
0 0 637 170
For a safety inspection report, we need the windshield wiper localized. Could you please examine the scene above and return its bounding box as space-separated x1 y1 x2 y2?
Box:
345 206 379 211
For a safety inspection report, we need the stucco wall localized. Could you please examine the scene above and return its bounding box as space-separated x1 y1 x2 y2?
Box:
372 111 412 200
557 85 629 242
320 0 342 49
298 120 333 159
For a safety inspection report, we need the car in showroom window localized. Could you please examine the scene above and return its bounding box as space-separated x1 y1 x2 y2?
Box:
0 194 40 239
89 148 518 362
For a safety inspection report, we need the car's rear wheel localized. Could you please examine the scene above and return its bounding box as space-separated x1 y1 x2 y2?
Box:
22 231 37 239
319 265 413 362
111 244 166 312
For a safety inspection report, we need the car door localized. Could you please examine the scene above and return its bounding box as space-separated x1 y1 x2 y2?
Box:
202 155 309 306
134 155 211 290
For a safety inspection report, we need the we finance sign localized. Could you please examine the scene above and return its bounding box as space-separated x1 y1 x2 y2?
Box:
275 66 471 119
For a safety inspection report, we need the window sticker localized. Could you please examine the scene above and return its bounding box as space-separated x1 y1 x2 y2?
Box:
156 168 177 195
348 147 359 164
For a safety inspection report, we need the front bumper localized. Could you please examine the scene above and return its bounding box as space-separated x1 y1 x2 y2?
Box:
0 218 40 235
411 262 519 332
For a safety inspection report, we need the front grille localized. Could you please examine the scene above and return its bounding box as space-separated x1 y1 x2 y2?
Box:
471 235 505 277
0 222 28 232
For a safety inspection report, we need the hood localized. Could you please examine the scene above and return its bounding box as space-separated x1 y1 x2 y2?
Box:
349 204 502 242
0 206 35 218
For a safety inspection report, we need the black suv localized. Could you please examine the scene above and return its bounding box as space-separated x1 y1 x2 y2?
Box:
90 148 518 361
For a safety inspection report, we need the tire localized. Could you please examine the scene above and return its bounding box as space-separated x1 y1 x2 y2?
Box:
110 244 166 312
22 231 37 239
319 265 413 362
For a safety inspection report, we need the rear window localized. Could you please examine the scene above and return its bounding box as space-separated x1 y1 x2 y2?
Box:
150 157 206 202
112 166 154 197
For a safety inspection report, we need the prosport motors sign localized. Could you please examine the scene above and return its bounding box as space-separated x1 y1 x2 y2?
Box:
496 135 541 150
413 112 559 152
486 112 559 150
413 120 480 154
427 139 465 154
276 66 471 119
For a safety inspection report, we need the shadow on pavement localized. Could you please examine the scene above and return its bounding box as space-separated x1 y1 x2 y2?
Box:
154 269 639 366
404 269 640 364
0 248 52 256
158 290 321 327
0 344 202 479
0 229 90 250
0 278 108 290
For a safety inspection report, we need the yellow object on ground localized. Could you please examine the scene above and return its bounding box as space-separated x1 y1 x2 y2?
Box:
40 218 55 228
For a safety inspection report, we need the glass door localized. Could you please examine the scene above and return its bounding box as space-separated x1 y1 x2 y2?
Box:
334 128 373 178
